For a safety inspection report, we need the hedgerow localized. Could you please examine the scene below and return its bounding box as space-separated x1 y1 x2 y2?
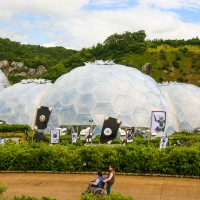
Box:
0 141 200 176
0 124 31 133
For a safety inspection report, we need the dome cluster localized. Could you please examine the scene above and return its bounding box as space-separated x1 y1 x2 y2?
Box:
0 62 199 136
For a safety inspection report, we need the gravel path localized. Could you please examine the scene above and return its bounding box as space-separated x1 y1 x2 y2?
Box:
0 173 200 200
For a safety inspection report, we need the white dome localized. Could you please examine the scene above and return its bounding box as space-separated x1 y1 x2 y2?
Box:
0 82 52 128
160 82 200 132
41 61 175 135
0 69 9 90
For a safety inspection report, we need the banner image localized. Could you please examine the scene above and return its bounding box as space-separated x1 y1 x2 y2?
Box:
0 138 5 145
86 132 93 144
35 106 52 129
126 128 135 143
160 134 168 149
72 133 77 143
100 117 121 143
50 129 60 144
151 111 166 134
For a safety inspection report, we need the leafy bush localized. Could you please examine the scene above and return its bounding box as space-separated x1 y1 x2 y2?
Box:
0 133 200 176
81 192 134 200
0 183 6 197
92 135 100 144
0 124 31 132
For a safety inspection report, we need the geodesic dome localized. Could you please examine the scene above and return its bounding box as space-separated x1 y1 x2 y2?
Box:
0 69 9 90
41 61 176 136
0 81 52 128
160 82 200 132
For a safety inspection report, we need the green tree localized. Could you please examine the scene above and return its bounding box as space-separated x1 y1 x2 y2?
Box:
41 63 69 82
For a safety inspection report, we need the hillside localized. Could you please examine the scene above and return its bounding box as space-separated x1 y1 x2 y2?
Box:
121 45 200 86
0 30 199 86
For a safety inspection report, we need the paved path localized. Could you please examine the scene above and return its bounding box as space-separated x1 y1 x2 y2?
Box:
0 173 200 200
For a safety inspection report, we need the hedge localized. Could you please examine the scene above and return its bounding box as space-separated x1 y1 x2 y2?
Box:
0 141 200 176
0 124 31 133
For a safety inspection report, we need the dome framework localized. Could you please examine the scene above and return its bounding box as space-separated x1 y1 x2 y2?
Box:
41 61 176 136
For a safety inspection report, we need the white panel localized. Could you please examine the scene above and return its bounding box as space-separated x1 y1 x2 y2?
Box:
74 94 97 114
93 84 117 103
113 95 134 115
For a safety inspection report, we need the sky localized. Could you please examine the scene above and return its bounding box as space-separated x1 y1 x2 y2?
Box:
0 0 199 50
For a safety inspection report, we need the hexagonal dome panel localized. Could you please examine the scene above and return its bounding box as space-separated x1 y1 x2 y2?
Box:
91 103 118 125
93 84 117 103
113 94 135 115
132 106 150 126
74 94 97 114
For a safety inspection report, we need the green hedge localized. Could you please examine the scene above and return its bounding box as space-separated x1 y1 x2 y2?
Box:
0 141 200 176
81 192 134 200
0 124 31 133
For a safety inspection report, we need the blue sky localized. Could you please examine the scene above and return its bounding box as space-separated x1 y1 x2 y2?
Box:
0 0 199 50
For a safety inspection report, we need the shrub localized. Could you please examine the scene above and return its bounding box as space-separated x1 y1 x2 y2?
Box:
0 133 200 176
177 77 184 82
0 124 31 132
0 183 6 197
81 192 134 200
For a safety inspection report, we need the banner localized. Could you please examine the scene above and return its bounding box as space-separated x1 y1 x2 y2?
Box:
100 117 121 143
35 106 52 129
50 129 60 144
72 133 77 143
151 111 166 134
160 134 168 149
0 138 5 145
86 132 93 144
126 128 135 143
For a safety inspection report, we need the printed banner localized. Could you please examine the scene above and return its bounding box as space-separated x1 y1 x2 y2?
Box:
72 133 77 143
160 134 168 149
86 132 93 143
35 106 52 129
100 116 121 143
50 129 60 144
151 111 166 134
0 138 5 145
126 128 135 143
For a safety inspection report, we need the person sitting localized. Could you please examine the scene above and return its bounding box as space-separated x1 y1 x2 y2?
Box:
83 171 105 194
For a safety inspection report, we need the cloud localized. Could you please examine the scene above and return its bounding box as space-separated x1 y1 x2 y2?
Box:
0 0 88 18
138 0 200 10
0 0 199 50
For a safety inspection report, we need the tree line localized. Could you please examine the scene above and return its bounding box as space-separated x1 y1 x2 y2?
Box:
0 30 200 85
